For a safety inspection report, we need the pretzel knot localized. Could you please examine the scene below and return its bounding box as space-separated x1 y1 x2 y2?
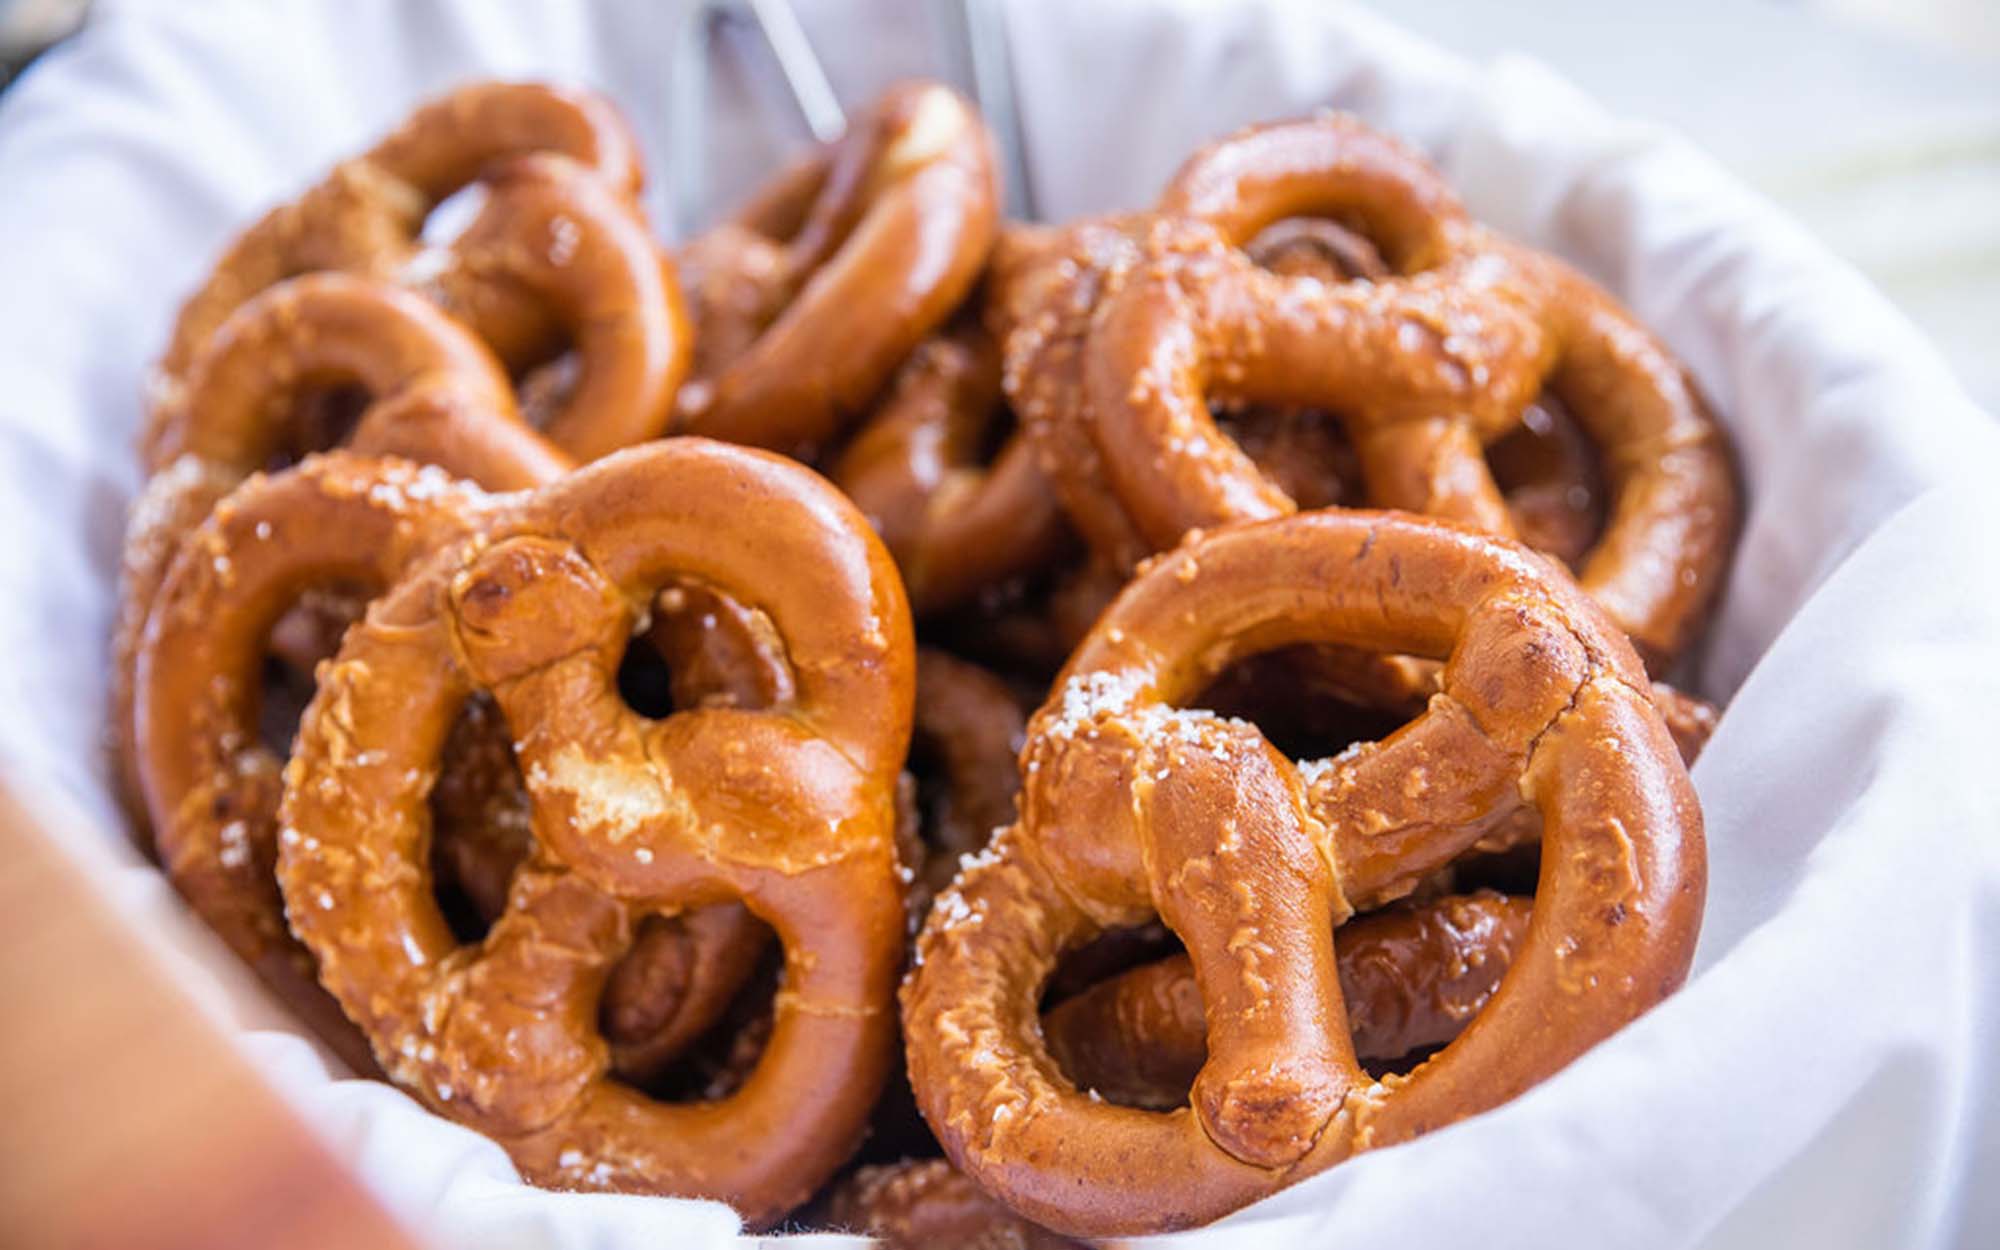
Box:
111 272 566 833
901 511 1705 1237
676 80 999 459
275 440 914 1224
1020 113 1736 670
148 82 685 468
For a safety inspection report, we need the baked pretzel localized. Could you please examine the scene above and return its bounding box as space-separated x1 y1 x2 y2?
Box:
676 80 999 458
902 510 1705 1235
132 446 782 1080
134 454 490 1072
412 152 690 461
275 440 913 1223
827 1158 1081 1248
113 273 562 828
1042 891 1533 1109
148 81 652 463
1036 114 1736 669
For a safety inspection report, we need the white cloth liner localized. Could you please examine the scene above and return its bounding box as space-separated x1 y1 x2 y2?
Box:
0 1 1996 1246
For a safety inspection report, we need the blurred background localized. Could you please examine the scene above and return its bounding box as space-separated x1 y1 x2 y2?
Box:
6 0 1993 408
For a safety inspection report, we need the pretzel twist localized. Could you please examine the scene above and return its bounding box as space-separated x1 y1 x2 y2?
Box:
902 511 1704 1236
132 440 787 1079
676 81 1000 458
276 440 913 1223
113 274 561 828
148 82 652 458
1034 115 1736 669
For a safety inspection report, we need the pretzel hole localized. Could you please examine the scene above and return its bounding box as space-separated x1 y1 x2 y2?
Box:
426 693 533 944
1245 216 1393 284
1484 394 1607 570
1215 406 1362 512
614 632 678 719
515 352 582 434
1188 648 1413 761
256 582 374 755
604 924 783 1103
266 383 372 473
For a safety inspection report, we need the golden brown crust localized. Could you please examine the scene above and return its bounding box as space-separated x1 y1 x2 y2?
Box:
676 81 1000 459
134 453 492 1071
275 440 914 1225
111 273 565 841
901 510 1705 1236
148 81 651 465
1012 114 1737 674
415 153 691 461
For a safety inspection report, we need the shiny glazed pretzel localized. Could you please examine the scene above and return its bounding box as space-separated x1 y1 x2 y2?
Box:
134 450 779 1082
134 453 492 1072
675 80 999 458
113 273 563 826
275 440 914 1223
1019 115 1737 669
901 511 1705 1236
147 82 668 464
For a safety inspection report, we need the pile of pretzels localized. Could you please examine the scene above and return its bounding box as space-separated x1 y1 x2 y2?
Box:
112 78 1732 1242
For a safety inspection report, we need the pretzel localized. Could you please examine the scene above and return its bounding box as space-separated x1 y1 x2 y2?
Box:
275 439 914 1223
131 446 784 1081
902 510 1705 1235
421 694 776 1084
1042 891 1532 1109
113 273 563 829
412 152 691 461
833 322 1071 617
675 80 999 458
133 453 491 1071
147 81 652 463
826 1158 1080 1248
1032 114 1735 669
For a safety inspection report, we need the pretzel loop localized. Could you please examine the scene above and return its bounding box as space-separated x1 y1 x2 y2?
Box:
677 81 999 458
278 440 914 1224
903 512 1704 1236
135 453 489 1072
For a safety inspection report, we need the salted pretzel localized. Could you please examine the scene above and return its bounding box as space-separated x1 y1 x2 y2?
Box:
113 273 563 827
133 443 794 1086
133 454 492 1072
1043 891 1533 1109
675 80 999 458
147 82 662 463
1026 114 1734 670
902 511 1705 1236
274 440 913 1223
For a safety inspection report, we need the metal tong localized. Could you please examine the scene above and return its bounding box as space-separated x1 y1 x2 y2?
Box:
667 0 1035 237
